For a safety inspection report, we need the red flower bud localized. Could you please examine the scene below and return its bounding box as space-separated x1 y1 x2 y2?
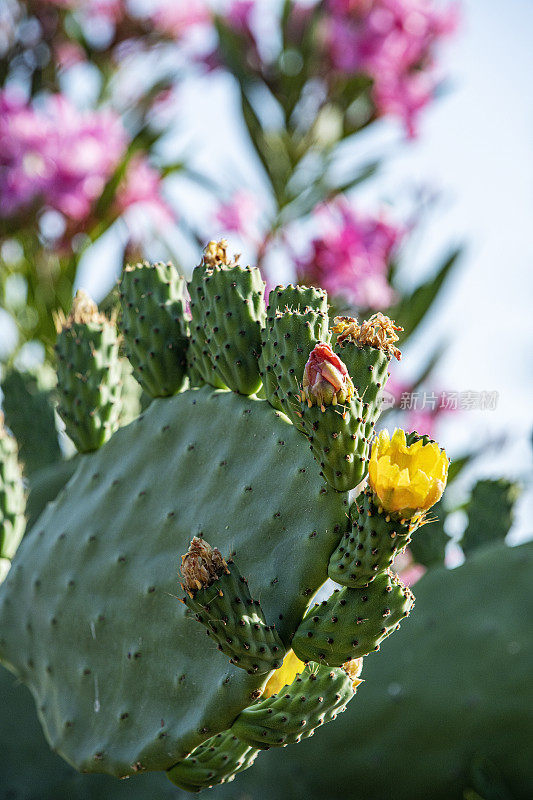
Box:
302 343 355 411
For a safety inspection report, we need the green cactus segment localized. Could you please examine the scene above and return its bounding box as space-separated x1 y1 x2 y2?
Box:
333 340 390 440
187 262 226 389
181 544 285 675
1 366 61 475
232 663 356 750
198 263 266 395
167 730 260 792
266 285 328 317
461 478 521 556
119 262 189 398
300 397 367 492
328 488 412 587
0 420 26 560
0 387 348 777
259 310 329 424
55 292 122 453
292 571 414 667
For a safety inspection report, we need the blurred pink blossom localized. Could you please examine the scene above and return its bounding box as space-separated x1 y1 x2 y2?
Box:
324 0 458 135
55 40 86 69
115 154 173 228
296 198 402 309
0 91 126 221
225 1 254 31
215 190 259 239
386 376 459 437
149 1 211 38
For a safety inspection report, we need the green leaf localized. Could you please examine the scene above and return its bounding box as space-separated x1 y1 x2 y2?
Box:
389 247 463 337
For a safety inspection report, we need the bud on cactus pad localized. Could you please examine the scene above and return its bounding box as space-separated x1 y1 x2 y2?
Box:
299 344 368 492
259 308 329 423
167 730 260 792
119 261 189 398
55 290 122 452
181 537 285 674
291 570 414 667
231 662 360 749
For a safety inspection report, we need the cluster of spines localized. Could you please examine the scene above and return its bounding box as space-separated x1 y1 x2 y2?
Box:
55 291 122 453
118 261 189 398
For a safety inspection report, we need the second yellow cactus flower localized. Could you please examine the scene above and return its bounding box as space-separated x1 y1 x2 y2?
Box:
368 428 448 519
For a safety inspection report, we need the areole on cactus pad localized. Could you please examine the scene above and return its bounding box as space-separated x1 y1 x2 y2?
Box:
0 239 449 793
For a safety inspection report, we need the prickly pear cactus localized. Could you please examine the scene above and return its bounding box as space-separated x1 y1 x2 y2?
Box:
0 240 450 792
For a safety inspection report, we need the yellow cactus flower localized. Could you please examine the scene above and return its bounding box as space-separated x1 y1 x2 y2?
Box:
262 650 305 698
368 429 448 519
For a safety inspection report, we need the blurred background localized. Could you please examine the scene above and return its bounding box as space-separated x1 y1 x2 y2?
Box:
1 2 532 798
1 0 531 549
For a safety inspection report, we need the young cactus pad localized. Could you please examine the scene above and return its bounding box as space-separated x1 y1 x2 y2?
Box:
0 387 349 777
55 290 122 452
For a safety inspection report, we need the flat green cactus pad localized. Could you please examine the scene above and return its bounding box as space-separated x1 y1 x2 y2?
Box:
0 387 348 778
0 664 177 800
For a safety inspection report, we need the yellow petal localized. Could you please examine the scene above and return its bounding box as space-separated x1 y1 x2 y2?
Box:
262 650 305 699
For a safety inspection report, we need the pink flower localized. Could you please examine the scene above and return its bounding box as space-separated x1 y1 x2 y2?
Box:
297 198 402 309
115 154 173 228
0 91 126 222
386 377 459 438
225 0 254 32
149 0 211 38
215 190 259 239
324 0 458 135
